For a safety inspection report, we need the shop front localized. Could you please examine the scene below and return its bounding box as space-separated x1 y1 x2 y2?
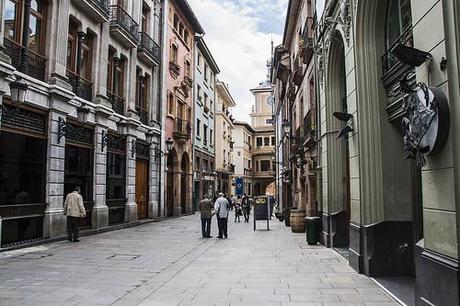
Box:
106 133 127 225
0 103 47 246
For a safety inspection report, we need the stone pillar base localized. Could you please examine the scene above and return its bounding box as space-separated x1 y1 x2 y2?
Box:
91 206 109 229
125 202 137 223
148 201 160 218
43 210 66 238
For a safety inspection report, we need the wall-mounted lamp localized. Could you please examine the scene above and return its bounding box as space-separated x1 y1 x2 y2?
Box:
101 130 108 152
9 76 28 104
117 120 127 135
130 139 137 158
154 137 174 161
333 111 354 139
57 104 91 144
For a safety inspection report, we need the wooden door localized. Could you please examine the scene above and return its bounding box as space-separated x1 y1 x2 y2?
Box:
136 159 149 219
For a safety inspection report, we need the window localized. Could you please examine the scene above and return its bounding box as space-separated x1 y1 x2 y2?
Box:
195 156 200 171
107 51 125 99
210 100 213 114
184 30 189 45
141 5 150 33
248 136 251 145
168 92 174 115
196 119 200 136
0 131 47 205
210 161 214 171
203 160 208 173
197 85 202 102
106 152 126 200
386 0 412 49
256 161 259 172
185 60 191 77
264 137 270 146
261 160 271 172
256 137 262 147
265 119 272 125
210 129 213 144
204 93 208 107
173 14 178 30
171 44 178 63
64 145 93 206
248 160 251 169
203 124 208 143
223 149 226 162
271 136 276 146
204 64 208 82
197 53 201 68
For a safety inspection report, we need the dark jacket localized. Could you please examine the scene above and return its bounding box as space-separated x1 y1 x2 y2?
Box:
199 198 214 219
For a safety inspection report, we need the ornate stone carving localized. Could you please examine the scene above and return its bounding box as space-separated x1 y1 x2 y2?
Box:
340 0 352 45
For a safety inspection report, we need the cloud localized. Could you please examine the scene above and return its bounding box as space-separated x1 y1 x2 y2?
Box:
188 0 286 123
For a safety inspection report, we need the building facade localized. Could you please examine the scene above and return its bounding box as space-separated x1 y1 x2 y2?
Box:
164 0 203 216
250 79 275 196
0 0 165 246
215 81 235 195
274 0 460 304
272 0 317 219
231 121 254 197
192 37 219 209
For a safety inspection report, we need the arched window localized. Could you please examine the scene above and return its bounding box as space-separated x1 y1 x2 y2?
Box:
386 0 412 49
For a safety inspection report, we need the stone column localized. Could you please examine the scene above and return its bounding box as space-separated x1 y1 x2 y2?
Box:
148 136 161 218
47 0 71 88
125 135 137 222
92 125 109 229
43 110 67 238
94 22 110 107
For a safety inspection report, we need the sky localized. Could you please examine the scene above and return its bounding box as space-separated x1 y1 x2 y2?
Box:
188 0 288 123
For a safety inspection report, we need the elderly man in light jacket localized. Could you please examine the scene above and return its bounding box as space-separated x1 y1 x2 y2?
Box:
214 193 230 239
64 186 86 242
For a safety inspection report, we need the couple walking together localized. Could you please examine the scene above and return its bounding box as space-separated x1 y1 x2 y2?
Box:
199 192 230 239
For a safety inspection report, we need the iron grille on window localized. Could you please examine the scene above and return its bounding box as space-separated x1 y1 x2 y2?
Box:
175 118 191 135
90 0 110 16
107 134 126 152
1 104 47 135
110 5 140 43
66 123 94 145
136 141 150 158
67 70 93 101
139 32 160 63
4 38 46 81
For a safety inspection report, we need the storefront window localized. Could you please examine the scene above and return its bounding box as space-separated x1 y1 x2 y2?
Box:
64 146 93 203
0 132 47 205
106 152 126 199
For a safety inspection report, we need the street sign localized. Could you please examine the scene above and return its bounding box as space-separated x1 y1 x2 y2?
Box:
253 196 270 231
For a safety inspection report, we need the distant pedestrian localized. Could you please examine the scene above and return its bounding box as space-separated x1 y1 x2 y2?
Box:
214 192 230 239
63 186 86 242
199 194 214 238
242 195 250 223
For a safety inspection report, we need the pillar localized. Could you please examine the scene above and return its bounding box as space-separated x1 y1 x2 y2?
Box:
148 136 161 218
125 135 137 222
92 125 109 229
94 22 111 108
43 110 67 238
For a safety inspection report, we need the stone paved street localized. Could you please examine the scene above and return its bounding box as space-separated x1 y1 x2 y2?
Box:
0 214 399 306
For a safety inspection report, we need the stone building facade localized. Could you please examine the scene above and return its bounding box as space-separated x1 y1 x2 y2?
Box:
231 121 254 197
192 37 219 208
314 0 460 304
0 0 164 246
215 81 235 195
164 0 203 216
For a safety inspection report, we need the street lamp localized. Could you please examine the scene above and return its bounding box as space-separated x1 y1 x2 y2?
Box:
154 137 174 161
9 76 28 104
117 120 128 135
282 119 291 135
76 105 90 124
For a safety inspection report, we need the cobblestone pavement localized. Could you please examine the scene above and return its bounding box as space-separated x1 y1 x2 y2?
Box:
0 214 399 306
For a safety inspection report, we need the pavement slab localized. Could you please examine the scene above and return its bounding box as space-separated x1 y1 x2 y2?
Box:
0 214 399 306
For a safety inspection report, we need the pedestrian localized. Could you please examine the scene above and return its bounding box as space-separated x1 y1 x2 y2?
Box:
199 194 214 238
214 192 230 239
242 195 250 223
234 203 242 223
63 186 86 242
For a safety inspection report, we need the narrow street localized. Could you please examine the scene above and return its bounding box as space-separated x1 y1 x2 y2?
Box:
0 215 398 306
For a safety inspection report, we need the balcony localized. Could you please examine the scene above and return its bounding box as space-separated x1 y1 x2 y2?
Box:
292 56 303 86
67 70 93 101
169 61 181 78
71 0 110 22
4 38 46 81
136 106 148 125
303 109 317 148
300 17 314 64
173 118 191 142
184 75 193 88
138 32 160 66
107 91 125 115
109 5 139 48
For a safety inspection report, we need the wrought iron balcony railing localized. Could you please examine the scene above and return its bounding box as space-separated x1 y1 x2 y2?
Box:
72 0 110 21
136 106 148 125
303 109 317 148
174 118 191 138
138 32 160 64
110 5 140 44
67 70 93 101
107 91 125 115
4 38 46 81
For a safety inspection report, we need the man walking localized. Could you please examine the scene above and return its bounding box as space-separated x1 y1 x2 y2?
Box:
199 194 214 238
214 193 230 239
64 186 86 242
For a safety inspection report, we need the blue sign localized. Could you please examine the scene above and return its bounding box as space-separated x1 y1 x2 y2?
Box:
235 177 244 196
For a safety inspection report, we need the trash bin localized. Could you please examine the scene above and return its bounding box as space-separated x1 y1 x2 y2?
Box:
305 216 320 245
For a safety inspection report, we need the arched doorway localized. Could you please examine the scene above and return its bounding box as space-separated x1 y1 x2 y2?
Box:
353 0 419 303
166 149 177 217
180 153 189 214
324 30 350 250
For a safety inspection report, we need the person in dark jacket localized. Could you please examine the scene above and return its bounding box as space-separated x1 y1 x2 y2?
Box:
199 195 214 238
